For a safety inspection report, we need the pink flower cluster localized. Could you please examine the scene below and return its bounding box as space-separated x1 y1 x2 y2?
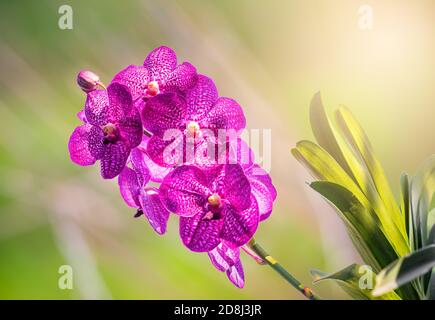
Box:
69 46 276 288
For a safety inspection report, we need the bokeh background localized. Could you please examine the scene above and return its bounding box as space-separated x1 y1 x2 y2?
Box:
0 0 433 299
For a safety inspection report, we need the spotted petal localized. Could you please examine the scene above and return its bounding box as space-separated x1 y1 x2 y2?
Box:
222 164 251 211
144 46 177 82
141 92 187 136
159 165 211 217
118 166 140 208
186 75 218 121
220 198 259 247
87 126 105 160
146 134 185 168
130 148 151 186
165 62 197 92
139 187 170 235
100 140 130 179
107 83 133 121
179 211 223 252
68 124 97 166
84 90 110 126
112 65 149 101
119 107 142 148
201 97 246 132
227 138 255 168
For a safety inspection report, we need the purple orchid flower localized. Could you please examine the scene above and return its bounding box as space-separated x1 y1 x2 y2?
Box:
141 75 246 167
159 164 259 252
118 147 170 235
226 138 277 221
112 46 197 102
69 46 282 291
208 241 245 288
68 83 142 179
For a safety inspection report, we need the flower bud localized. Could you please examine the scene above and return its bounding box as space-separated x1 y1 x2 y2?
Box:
77 70 102 93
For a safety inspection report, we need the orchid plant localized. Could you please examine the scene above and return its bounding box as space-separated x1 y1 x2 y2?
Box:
69 46 320 299
292 93 435 299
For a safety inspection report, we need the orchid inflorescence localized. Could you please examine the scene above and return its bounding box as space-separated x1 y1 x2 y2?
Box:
68 46 278 288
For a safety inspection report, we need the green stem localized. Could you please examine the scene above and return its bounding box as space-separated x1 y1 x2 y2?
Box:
247 238 321 300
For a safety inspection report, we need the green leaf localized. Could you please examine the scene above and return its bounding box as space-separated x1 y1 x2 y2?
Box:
426 208 435 299
400 174 413 249
408 156 435 297
372 244 435 297
310 181 399 271
335 107 409 256
409 155 435 248
304 95 409 257
428 208 435 245
311 264 400 300
309 92 354 179
291 141 369 208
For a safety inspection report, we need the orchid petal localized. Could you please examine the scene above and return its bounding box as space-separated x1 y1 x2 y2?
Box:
139 187 170 235
144 46 177 81
159 165 211 217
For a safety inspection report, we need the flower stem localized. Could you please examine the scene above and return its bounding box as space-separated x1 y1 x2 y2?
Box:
97 81 107 90
247 238 321 300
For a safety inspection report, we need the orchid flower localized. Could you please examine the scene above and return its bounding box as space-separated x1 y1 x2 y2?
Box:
68 46 320 299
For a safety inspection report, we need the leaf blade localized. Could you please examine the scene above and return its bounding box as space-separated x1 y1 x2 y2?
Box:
373 244 435 297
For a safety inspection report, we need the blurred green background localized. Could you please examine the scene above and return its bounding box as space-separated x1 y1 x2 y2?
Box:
0 0 433 299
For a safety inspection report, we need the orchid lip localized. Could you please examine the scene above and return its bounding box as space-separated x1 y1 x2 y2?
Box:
202 209 222 221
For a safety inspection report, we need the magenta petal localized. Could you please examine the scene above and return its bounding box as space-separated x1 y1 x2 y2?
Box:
147 134 184 168
77 109 87 123
100 141 130 179
119 107 142 148
191 139 223 168
139 187 170 235
202 97 246 132
179 211 223 252
249 166 277 200
208 250 228 272
208 242 240 272
247 165 277 221
112 65 149 101
226 138 255 169
136 139 173 182
222 164 251 211
144 46 177 81
164 62 197 92
159 165 211 217
226 260 245 288
88 126 105 160
220 198 259 247
84 90 110 126
186 75 218 121
68 124 97 166
202 164 226 191
250 178 275 221
130 148 151 186
107 83 133 122
118 166 140 208
141 92 187 136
